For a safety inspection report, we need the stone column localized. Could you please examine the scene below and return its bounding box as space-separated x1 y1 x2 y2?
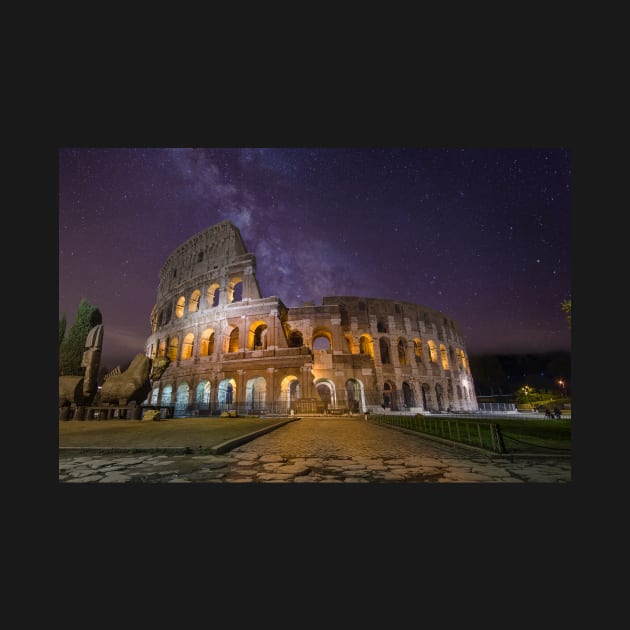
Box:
266 367 275 411
237 369 245 407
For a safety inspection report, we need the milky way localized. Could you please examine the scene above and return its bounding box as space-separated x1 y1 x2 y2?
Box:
58 148 571 369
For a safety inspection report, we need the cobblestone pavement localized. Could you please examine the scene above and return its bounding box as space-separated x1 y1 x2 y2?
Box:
58 417 571 483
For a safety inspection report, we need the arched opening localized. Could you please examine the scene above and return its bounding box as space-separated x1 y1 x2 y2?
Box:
345 378 366 413
461 351 468 370
422 383 430 410
428 340 438 363
377 320 387 333
200 329 215 356
449 346 456 367
414 338 423 361
383 381 397 410
196 380 211 412
315 379 336 411
313 335 332 351
440 344 450 370
181 333 194 360
280 375 300 411
161 384 172 406
189 289 201 313
150 386 159 405
207 283 220 308
175 382 189 416
218 378 236 409
246 376 267 412
227 277 243 303
402 382 415 408
456 384 463 403
288 330 303 347
398 338 407 365
313 328 333 352
248 321 268 350
359 334 374 358
167 337 179 361
158 340 166 357
379 338 390 364
435 383 444 411
175 296 186 318
228 327 239 352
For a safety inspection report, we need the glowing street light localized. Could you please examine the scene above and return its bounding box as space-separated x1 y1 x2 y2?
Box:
558 379 566 397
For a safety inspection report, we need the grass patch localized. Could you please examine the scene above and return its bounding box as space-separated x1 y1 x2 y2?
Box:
59 416 290 450
369 415 571 453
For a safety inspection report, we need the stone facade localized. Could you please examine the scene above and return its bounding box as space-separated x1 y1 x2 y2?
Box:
144 220 478 416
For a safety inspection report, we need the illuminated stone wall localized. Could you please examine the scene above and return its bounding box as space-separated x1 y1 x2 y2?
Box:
145 221 478 415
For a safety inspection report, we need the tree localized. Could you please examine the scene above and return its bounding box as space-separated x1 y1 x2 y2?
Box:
58 313 66 348
59 299 103 376
561 298 571 329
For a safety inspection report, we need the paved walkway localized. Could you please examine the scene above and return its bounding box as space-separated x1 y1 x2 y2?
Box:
58 416 571 483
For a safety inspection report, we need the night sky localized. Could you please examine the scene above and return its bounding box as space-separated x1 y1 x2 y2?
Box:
58 148 571 370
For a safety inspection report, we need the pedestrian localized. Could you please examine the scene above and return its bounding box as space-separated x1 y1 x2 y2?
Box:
554 407 561 419
545 408 553 419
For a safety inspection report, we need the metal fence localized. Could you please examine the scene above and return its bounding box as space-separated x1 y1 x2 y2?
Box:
368 414 506 453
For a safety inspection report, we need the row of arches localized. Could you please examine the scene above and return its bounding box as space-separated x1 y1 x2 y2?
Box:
149 374 304 415
148 322 270 361
148 372 473 416
151 278 245 331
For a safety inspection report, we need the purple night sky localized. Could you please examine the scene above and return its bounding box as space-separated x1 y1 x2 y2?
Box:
58 148 571 370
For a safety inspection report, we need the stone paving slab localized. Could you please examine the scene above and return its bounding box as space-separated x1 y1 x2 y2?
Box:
58 417 571 484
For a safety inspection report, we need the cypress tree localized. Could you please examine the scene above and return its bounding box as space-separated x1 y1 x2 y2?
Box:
59 299 103 376
58 313 66 348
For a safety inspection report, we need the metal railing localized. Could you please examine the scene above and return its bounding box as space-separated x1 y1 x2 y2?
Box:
368 414 506 453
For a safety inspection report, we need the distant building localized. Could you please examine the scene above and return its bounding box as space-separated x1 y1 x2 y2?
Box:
144 220 478 416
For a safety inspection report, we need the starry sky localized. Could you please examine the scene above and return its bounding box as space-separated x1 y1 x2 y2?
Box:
58 148 571 370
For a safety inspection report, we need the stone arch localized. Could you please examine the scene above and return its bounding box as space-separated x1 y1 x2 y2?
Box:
288 330 303 347
150 386 160 405
158 339 166 357
428 340 438 363
161 384 173 406
248 320 268 350
200 328 215 356
227 276 243 303
414 338 423 361
359 334 374 358
175 296 186 318
377 319 387 333
398 337 407 365
421 383 431 410
218 378 236 408
196 380 211 410
379 337 391 364
175 382 190 416
167 336 179 361
207 283 220 308
402 381 415 408
345 378 366 413
435 383 444 411
181 333 194 360
246 376 267 411
440 344 450 370
312 328 333 351
189 289 201 313
383 380 397 410
222 324 239 353
314 378 336 410
280 375 300 411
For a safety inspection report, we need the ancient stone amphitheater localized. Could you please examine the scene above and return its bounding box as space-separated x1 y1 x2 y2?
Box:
144 221 478 416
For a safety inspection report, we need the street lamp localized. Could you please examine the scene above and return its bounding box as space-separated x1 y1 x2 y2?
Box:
558 379 566 397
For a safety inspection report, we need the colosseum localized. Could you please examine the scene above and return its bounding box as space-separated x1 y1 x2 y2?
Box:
144 220 479 417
